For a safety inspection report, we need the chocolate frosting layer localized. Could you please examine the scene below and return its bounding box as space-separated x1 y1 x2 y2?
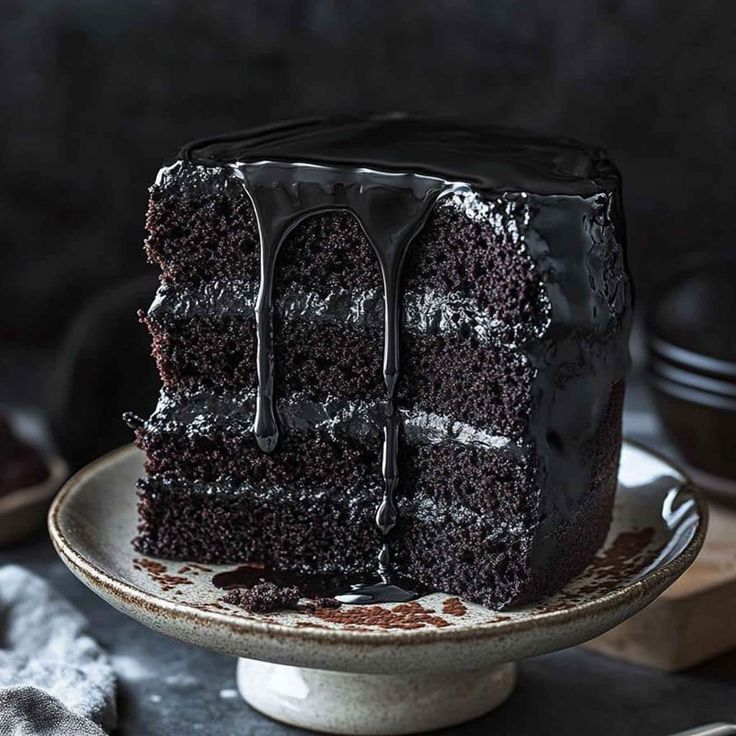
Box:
143 388 515 452
147 275 537 348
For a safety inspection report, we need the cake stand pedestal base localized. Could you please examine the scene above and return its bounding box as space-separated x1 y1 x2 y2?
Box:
237 658 516 735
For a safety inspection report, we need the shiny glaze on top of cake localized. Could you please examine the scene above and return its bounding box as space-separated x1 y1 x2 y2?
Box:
148 115 631 604
178 114 619 198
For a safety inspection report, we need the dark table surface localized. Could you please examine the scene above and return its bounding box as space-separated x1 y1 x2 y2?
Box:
2 373 735 736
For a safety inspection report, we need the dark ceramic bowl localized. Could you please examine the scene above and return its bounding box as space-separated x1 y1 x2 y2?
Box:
646 251 736 503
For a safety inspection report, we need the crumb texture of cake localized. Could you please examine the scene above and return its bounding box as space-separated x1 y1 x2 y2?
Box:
222 580 300 613
130 116 632 610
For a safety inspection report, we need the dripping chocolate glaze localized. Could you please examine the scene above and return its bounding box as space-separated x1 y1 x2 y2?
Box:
229 162 453 602
158 115 630 605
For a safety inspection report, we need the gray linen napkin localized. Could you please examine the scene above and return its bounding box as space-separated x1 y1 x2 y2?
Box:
0 566 115 735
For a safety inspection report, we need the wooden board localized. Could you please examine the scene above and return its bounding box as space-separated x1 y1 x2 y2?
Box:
585 502 736 671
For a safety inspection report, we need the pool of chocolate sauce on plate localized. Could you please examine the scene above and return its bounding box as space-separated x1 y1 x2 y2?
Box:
212 563 426 605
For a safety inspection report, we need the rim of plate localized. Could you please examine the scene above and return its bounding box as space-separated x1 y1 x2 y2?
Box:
48 439 707 646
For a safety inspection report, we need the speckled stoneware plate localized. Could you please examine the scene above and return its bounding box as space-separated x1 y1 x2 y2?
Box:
49 441 705 736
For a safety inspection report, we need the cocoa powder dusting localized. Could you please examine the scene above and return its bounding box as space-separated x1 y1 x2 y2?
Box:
545 527 658 609
189 563 214 573
134 557 194 592
591 528 657 574
191 601 227 613
302 597 342 614
442 597 468 616
313 600 452 629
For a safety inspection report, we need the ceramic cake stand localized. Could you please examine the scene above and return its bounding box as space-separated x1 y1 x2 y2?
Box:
49 441 705 735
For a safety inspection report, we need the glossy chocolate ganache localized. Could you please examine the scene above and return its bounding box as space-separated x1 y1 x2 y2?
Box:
130 115 632 610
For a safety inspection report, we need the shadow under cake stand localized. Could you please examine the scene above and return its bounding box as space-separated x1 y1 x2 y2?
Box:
49 441 706 735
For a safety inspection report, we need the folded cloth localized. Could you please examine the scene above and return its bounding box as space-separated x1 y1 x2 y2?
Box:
0 566 115 735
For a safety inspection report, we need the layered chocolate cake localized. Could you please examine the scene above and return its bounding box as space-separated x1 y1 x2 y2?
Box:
127 115 632 609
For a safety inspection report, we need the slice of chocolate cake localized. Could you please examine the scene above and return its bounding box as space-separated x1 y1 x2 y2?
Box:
127 115 632 610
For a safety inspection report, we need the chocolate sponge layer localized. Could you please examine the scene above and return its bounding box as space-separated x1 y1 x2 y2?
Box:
143 313 385 399
134 434 538 608
142 309 535 433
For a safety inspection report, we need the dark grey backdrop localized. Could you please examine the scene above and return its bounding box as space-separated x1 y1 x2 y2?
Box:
2 0 735 347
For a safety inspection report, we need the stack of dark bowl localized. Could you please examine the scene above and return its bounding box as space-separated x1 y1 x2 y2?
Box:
647 253 736 503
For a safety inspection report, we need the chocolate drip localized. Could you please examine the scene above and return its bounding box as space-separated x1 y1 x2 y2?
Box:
234 161 452 601
371 405 402 596
212 563 426 604
213 563 343 598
